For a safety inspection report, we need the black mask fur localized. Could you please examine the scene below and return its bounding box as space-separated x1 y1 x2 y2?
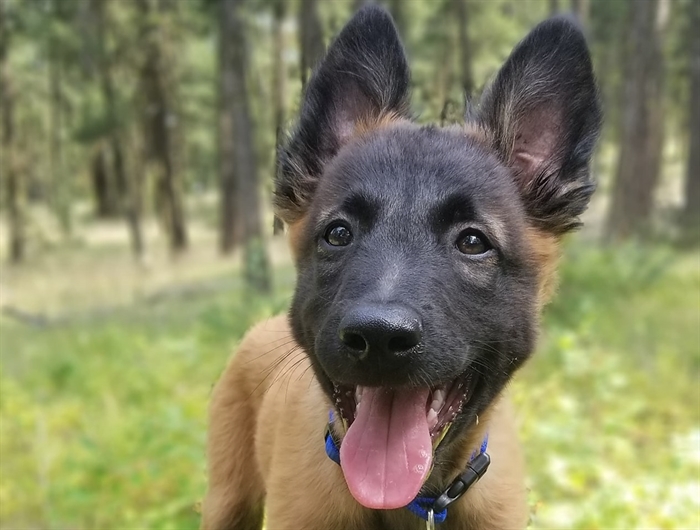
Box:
275 5 601 464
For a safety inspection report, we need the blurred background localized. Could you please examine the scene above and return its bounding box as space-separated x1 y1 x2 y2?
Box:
0 0 698 528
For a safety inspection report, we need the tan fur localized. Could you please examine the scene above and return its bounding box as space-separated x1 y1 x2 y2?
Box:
286 216 307 263
203 118 559 528
202 315 529 530
353 111 407 139
526 226 561 306
462 122 491 146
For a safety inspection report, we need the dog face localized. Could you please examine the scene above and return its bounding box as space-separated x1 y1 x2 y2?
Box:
275 6 600 510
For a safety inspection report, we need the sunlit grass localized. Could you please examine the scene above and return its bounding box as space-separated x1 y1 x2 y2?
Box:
1 240 698 529
517 243 700 529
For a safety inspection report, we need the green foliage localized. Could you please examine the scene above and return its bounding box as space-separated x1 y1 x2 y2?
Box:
4 0 693 247
244 236 272 294
1 244 698 529
0 270 294 529
517 244 700 528
1 0 698 527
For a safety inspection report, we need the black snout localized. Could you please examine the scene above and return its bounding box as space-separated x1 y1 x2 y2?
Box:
338 304 422 361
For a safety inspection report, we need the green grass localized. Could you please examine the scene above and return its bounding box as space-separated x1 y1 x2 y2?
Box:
1 243 698 529
517 244 700 528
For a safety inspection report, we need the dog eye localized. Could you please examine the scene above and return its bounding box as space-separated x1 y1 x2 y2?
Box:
324 223 353 247
456 229 491 255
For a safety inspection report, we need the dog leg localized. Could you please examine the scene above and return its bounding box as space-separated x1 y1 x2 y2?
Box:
201 355 266 530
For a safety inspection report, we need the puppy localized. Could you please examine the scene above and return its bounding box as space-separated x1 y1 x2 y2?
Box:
202 6 601 530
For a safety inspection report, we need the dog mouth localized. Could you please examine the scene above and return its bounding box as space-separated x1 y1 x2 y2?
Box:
329 373 477 510
332 373 476 442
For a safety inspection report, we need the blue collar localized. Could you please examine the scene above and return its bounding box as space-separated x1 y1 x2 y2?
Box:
324 411 490 524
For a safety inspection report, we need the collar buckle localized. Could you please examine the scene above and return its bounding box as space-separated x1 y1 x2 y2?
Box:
431 452 491 513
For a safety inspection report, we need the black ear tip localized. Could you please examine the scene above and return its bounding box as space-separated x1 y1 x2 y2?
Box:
347 4 398 32
331 3 404 62
535 14 588 45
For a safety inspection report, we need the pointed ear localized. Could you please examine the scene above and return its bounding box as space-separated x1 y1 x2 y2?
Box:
275 5 411 223
478 16 602 234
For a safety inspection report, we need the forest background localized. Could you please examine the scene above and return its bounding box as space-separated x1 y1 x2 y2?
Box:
0 0 698 528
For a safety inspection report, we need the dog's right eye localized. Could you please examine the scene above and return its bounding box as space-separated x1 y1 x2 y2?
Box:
324 223 353 247
456 229 492 255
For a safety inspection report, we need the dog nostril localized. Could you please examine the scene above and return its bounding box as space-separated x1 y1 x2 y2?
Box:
341 331 368 354
387 334 419 353
338 304 422 361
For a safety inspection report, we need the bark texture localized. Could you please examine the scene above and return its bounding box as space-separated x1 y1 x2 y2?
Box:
221 0 271 292
299 0 324 90
453 0 474 99
138 0 187 253
606 0 669 241
94 0 144 258
1 0 25 262
572 0 590 28
681 0 700 243
272 0 286 236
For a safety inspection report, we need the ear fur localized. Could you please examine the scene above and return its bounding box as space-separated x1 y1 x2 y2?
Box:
274 6 411 223
478 16 602 235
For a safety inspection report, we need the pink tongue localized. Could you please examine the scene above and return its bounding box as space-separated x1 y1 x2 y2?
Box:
339 387 432 509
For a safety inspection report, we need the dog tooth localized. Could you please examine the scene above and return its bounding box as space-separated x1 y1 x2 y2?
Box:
427 409 438 429
434 389 445 405
476 415 479 425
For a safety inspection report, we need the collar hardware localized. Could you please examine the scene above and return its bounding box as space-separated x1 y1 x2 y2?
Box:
431 451 490 513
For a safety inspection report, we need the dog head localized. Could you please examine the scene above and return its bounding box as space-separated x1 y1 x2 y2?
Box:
275 6 601 510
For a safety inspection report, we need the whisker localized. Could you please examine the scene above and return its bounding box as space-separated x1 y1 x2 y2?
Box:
242 337 297 365
245 346 302 402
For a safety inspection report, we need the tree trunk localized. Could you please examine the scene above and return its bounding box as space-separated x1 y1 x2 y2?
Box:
299 0 324 90
681 0 700 243
94 0 144 258
114 129 144 258
219 0 241 252
224 0 271 292
549 0 559 16
437 38 455 126
571 0 590 28
388 0 406 38
453 0 474 101
91 144 119 218
137 0 187 253
1 1 25 263
272 0 286 236
605 0 669 242
48 1 71 237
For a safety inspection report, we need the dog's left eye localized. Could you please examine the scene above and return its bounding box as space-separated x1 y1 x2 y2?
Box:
324 223 353 247
456 229 492 255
